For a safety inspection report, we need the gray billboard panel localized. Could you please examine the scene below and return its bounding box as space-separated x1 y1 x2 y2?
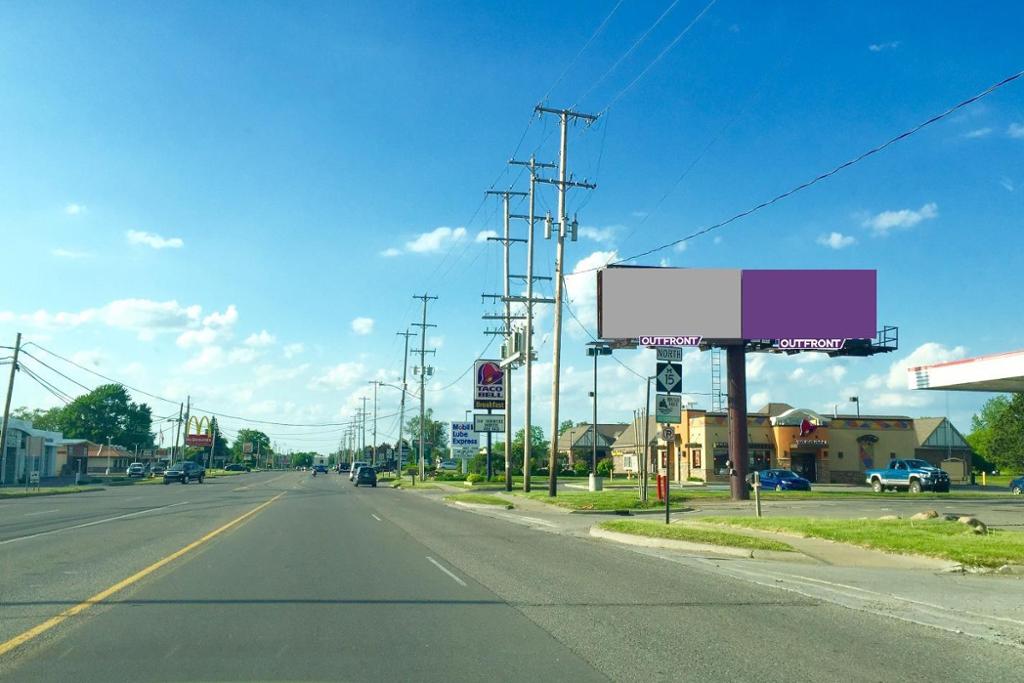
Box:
597 267 742 339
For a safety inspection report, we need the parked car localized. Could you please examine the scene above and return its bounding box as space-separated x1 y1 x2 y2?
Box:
126 462 146 478
1010 475 1024 496
865 459 950 493
753 469 811 491
150 465 166 477
354 466 377 487
438 460 459 471
224 463 250 472
350 461 369 481
163 461 205 484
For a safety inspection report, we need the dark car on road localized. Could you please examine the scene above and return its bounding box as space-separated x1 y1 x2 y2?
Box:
338 462 351 473
1011 476 1024 496
752 469 812 491
312 464 329 475
354 466 377 487
163 461 205 484
224 463 250 472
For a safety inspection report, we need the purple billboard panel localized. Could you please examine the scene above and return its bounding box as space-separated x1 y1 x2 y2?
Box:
741 270 876 340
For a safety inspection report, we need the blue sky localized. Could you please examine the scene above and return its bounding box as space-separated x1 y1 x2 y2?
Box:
1 1 1022 452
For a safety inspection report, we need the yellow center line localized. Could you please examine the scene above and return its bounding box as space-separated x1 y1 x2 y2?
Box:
0 491 286 658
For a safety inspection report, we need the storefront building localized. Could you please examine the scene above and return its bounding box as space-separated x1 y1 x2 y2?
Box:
626 403 972 485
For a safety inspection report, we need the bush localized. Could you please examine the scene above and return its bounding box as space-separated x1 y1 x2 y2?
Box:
687 476 704 483
573 461 590 476
466 473 484 484
596 459 614 477
433 471 467 481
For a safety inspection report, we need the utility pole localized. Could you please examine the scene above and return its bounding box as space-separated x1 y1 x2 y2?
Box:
413 294 438 480
0 332 22 486
536 105 598 497
170 402 183 465
182 395 191 462
396 329 415 478
357 399 369 462
367 381 381 465
509 156 558 493
483 189 528 490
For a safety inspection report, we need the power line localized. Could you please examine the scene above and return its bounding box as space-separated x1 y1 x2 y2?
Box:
581 67 1024 272
541 0 626 104
597 0 719 117
19 351 94 393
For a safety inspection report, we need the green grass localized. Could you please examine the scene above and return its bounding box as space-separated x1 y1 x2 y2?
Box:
679 489 1013 501
599 520 794 552
702 516 1024 568
516 489 687 511
0 486 104 498
977 474 1020 488
444 493 514 509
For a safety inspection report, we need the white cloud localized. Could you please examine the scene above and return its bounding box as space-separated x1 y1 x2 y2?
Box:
351 317 374 335
578 225 617 243
183 346 225 373
749 391 770 408
1008 123 1024 139
885 341 966 390
71 350 103 368
125 230 184 249
475 230 498 243
64 203 86 215
963 127 992 139
673 241 688 253
564 250 617 335
380 247 402 258
1000 177 1015 192
868 41 900 52
252 363 310 387
175 305 238 348
283 342 305 359
310 362 366 390
817 232 856 249
203 305 237 328
244 330 276 347
746 354 767 381
51 248 92 259
862 202 937 235
827 366 848 383
789 368 806 381
176 327 221 348
227 347 259 365
406 226 466 253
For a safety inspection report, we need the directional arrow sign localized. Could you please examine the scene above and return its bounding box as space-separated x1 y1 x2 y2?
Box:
655 362 682 393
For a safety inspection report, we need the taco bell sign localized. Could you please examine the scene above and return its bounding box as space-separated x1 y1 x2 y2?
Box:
474 359 506 410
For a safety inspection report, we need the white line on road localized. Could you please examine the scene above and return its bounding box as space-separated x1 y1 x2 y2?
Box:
371 514 382 521
426 556 466 586
517 516 557 528
0 501 189 546
24 509 59 517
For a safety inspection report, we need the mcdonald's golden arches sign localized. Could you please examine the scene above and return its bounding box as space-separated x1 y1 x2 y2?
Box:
185 415 213 447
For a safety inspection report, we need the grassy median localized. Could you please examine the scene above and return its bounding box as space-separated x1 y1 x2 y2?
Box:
702 516 1024 568
517 490 688 511
0 486 104 498
599 520 794 552
444 493 514 509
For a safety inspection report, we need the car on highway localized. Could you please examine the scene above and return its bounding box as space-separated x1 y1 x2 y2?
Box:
350 461 369 481
1011 475 1024 495
163 461 205 484
224 463 250 472
312 464 328 475
354 465 378 487
126 462 147 478
338 462 351 473
752 469 811 491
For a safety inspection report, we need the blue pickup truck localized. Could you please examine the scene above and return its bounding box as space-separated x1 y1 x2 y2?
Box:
865 459 951 494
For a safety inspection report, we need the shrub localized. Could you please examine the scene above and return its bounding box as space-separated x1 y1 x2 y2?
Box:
573 461 590 476
687 476 704 483
596 459 614 477
466 473 484 484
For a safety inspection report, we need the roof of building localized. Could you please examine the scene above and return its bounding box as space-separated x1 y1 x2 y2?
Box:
913 417 972 450
557 424 629 451
610 417 661 451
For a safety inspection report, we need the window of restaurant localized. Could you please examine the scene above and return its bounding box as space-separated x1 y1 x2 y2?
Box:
713 448 729 475
691 449 701 468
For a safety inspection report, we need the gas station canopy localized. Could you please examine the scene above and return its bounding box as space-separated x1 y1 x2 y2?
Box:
909 349 1024 393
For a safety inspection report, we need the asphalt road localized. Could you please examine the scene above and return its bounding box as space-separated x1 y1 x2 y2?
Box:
2 471 1023 682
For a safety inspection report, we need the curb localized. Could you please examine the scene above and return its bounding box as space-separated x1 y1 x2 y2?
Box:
589 526 805 562
447 500 515 511
566 507 692 516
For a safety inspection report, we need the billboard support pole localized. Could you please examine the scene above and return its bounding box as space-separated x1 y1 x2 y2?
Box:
726 344 751 501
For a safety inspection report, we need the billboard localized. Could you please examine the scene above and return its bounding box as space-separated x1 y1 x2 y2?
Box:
474 360 506 409
473 413 506 433
597 267 876 341
450 422 479 448
184 415 213 447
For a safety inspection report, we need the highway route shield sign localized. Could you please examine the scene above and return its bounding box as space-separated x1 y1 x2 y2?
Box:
655 362 682 393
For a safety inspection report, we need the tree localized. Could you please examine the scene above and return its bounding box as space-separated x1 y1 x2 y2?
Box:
558 419 575 435
231 429 271 462
405 408 448 460
969 395 1024 471
56 384 154 448
12 406 64 431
